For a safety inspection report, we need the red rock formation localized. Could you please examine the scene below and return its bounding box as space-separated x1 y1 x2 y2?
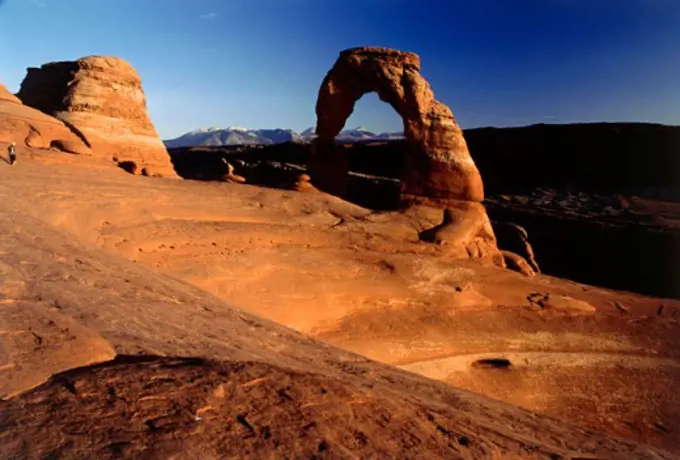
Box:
310 47 500 264
221 158 246 183
0 83 91 154
311 47 484 205
418 204 504 264
294 173 317 192
17 56 177 177
0 84 21 104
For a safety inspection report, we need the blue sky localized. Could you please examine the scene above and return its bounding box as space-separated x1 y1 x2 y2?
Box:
1 0 679 139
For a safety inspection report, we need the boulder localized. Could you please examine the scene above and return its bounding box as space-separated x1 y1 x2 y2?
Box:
17 56 177 177
0 83 91 154
310 47 484 205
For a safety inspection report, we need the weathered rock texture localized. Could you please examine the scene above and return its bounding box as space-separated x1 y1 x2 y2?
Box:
418 203 504 266
493 221 540 275
0 83 91 154
0 163 679 458
310 47 499 264
17 56 177 177
311 47 484 205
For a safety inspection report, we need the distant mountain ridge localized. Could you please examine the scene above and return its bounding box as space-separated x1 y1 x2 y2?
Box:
164 126 404 148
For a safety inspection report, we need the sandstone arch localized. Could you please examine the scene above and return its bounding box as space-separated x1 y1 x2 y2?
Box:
310 47 484 207
308 47 521 268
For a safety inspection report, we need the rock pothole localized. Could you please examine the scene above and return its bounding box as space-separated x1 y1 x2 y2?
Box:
471 358 512 369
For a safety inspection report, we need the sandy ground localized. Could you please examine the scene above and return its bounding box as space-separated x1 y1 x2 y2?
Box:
0 146 679 458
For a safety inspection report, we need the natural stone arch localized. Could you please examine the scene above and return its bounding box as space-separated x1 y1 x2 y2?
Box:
308 47 540 274
309 47 484 207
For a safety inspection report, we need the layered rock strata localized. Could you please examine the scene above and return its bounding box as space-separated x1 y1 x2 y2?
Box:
0 83 90 154
17 56 176 177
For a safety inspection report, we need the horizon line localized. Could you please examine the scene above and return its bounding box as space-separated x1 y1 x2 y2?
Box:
161 120 679 140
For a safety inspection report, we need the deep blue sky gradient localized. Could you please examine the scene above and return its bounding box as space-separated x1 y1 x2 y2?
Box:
1 0 679 138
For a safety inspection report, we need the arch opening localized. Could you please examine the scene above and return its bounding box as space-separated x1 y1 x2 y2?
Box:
343 92 404 143
339 92 407 210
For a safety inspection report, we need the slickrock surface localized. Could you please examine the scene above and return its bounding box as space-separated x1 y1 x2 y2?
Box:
0 165 674 459
17 56 177 177
0 149 679 456
168 136 680 298
0 84 21 104
0 83 90 154
3 356 672 460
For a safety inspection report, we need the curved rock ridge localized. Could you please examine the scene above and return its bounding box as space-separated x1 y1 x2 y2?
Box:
17 56 177 177
0 84 21 104
0 83 91 154
2 355 674 459
311 46 484 205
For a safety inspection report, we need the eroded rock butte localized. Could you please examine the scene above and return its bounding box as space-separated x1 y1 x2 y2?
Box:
17 56 177 177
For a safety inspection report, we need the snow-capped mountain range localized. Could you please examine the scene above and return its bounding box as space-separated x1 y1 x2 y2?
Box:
164 126 404 148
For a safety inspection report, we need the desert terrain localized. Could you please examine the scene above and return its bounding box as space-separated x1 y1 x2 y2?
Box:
0 147 677 459
1 48 679 459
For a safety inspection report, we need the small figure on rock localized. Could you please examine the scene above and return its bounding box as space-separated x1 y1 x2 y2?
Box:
7 142 17 166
